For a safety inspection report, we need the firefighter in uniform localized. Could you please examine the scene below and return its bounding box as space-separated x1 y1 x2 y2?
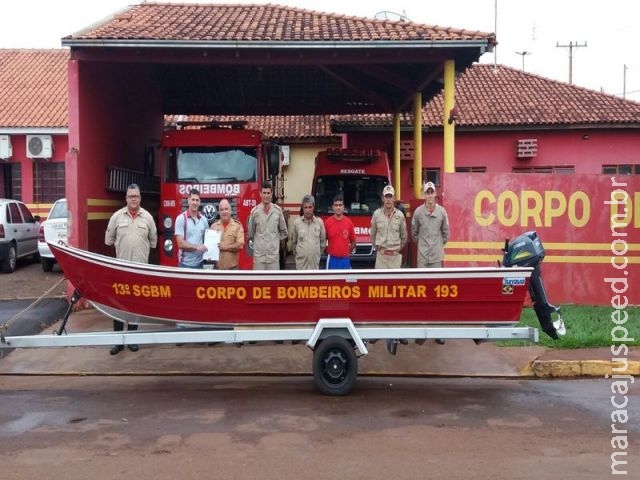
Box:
247 181 288 270
370 185 407 269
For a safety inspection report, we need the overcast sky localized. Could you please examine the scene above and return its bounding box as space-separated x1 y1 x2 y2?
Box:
2 0 638 101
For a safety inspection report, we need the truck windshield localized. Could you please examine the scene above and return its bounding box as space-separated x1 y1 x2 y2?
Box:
314 175 389 216
175 147 258 182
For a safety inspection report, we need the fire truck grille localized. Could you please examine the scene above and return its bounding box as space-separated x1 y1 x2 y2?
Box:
180 198 239 226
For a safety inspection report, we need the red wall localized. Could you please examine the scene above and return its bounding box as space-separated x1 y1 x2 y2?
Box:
349 129 639 305
67 59 163 254
442 172 639 305
449 129 639 174
1 133 68 216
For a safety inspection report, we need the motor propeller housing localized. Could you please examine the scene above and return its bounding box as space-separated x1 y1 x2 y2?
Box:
503 231 565 339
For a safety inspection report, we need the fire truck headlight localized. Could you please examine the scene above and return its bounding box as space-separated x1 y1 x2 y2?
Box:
163 239 174 253
163 216 173 229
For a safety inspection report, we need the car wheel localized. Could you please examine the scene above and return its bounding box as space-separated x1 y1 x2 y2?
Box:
1 244 17 273
41 257 55 272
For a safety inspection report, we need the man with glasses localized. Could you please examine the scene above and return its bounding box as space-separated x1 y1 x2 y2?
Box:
105 183 157 355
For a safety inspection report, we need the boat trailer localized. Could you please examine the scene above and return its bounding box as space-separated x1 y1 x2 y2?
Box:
1 291 538 396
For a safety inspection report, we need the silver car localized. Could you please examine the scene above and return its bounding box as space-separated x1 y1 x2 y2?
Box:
0 198 40 273
38 198 68 272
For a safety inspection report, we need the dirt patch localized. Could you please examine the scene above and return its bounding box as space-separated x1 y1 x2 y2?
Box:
1 258 67 301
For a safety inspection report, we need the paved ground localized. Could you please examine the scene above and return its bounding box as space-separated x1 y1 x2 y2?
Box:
2 376 630 480
1 257 67 300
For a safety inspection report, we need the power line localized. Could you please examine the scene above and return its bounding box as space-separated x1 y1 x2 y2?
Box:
556 41 587 84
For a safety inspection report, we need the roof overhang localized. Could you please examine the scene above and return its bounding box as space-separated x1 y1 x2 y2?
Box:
63 39 490 116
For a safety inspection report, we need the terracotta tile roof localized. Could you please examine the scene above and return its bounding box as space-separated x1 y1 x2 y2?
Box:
4 50 639 137
165 114 336 141
333 64 640 130
0 49 69 129
67 3 493 43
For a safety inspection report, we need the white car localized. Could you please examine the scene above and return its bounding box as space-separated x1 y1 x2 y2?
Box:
38 198 68 272
0 198 41 273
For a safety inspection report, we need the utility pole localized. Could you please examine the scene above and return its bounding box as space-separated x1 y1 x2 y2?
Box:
623 64 628 99
515 51 531 71
493 0 498 67
556 41 587 84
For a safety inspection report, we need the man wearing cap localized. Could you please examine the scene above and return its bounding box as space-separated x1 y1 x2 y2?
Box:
412 181 450 268
370 184 408 269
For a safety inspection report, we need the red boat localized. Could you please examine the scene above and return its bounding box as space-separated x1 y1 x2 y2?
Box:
4 238 562 395
48 242 533 328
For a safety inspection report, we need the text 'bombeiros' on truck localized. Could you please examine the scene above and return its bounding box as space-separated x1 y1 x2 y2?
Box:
311 148 392 267
158 120 288 270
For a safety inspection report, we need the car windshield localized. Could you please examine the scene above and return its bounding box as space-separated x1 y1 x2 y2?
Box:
49 200 67 219
175 147 258 182
314 175 389 215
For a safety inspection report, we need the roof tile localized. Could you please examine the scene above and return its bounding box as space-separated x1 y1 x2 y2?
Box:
67 3 493 43
166 114 335 140
0 49 68 128
333 64 640 129
3 51 640 135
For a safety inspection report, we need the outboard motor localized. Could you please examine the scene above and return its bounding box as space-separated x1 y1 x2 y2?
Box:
503 231 566 340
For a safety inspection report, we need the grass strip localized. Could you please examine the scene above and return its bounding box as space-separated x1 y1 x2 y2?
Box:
499 305 640 348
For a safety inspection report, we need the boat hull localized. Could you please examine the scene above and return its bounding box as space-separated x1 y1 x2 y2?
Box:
50 243 532 327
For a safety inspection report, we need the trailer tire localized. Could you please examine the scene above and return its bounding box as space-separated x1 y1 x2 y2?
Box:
313 336 358 396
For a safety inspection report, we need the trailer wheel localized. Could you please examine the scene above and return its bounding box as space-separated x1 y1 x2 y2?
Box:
313 336 358 396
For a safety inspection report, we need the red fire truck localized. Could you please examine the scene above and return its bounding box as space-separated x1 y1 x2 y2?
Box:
158 121 282 269
311 148 392 267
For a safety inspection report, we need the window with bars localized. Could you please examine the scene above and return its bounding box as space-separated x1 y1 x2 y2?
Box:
7 163 22 200
455 166 487 173
34 161 65 202
408 167 440 186
512 166 575 174
602 164 640 175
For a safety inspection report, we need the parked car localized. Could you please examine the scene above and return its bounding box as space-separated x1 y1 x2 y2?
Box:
0 198 41 273
38 198 68 272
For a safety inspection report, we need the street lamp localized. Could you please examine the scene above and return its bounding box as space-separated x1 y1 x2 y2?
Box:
515 51 531 71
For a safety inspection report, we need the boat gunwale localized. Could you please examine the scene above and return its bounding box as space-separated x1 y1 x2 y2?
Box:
50 242 534 281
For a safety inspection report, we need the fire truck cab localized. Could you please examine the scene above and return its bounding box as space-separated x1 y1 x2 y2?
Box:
311 148 392 267
158 121 282 269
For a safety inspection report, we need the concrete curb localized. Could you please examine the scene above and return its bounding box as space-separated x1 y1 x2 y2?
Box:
524 359 640 378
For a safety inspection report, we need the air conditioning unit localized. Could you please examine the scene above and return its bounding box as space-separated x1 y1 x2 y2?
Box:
0 135 12 160
280 145 290 166
26 134 53 159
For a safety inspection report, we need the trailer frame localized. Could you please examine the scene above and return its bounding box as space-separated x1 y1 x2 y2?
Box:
1 311 538 395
